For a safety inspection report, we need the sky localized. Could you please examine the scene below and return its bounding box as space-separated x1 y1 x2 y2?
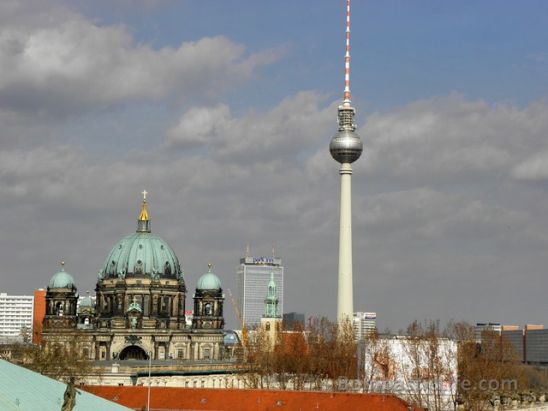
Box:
1 0 548 331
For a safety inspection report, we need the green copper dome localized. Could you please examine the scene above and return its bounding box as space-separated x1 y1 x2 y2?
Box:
100 232 181 280
48 264 76 289
197 264 222 291
98 197 182 280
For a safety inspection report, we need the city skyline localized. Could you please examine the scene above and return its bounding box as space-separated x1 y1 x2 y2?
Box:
0 1 548 331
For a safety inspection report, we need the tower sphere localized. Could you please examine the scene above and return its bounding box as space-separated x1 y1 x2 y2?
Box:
330 128 363 164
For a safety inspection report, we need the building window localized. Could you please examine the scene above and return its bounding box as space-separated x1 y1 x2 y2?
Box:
204 303 212 316
203 347 211 360
177 349 184 359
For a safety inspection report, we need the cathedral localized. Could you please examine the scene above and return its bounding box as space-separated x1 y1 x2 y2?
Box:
42 194 228 363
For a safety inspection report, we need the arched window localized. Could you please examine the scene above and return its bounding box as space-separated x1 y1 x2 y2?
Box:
204 303 212 316
56 302 64 316
265 322 270 331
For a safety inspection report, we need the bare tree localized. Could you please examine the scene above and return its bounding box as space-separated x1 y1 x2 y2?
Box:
241 317 357 392
22 334 93 383
362 330 393 393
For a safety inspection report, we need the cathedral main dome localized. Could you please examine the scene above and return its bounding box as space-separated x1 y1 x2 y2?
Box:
98 198 182 280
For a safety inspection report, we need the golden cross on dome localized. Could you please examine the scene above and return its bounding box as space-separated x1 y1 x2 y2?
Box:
138 191 149 221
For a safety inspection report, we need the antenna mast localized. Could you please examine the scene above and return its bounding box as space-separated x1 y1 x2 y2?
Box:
343 0 352 107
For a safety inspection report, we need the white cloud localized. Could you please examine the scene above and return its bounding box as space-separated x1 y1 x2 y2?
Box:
166 91 335 165
0 5 282 114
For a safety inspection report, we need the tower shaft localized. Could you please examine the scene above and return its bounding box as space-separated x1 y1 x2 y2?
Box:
337 163 353 323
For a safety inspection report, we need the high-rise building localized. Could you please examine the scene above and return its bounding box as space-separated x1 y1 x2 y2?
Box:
353 311 376 340
0 293 34 342
501 325 524 362
238 256 284 328
329 0 363 323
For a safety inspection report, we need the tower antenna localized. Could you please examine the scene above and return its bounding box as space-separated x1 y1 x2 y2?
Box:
343 0 352 107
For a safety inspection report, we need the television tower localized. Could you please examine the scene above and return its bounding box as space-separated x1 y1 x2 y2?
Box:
329 0 363 324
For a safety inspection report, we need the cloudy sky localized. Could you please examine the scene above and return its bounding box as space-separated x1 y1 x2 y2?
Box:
1 0 547 331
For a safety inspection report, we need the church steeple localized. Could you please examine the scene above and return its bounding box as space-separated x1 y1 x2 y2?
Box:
137 190 151 233
263 272 280 318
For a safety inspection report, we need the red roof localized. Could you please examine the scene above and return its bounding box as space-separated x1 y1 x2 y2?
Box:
83 386 421 411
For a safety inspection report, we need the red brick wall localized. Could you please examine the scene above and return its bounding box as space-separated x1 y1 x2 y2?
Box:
32 289 46 344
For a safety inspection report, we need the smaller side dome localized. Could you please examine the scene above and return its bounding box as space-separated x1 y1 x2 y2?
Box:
48 262 76 289
197 263 222 291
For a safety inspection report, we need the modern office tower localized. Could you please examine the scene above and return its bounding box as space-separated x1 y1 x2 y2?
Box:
0 293 34 342
525 326 548 364
501 325 524 362
238 256 284 328
329 0 363 323
283 312 305 329
353 312 376 340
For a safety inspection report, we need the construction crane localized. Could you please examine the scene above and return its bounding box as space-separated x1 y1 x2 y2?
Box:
227 288 243 329
227 288 249 357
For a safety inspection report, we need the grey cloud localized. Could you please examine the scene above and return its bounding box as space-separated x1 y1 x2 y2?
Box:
359 95 548 182
3 92 548 331
355 188 526 241
512 151 548 181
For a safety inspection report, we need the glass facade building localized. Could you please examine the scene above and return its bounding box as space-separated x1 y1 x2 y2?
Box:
238 256 284 328
525 329 548 365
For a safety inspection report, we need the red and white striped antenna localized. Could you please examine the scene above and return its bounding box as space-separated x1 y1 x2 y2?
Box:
343 0 352 107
